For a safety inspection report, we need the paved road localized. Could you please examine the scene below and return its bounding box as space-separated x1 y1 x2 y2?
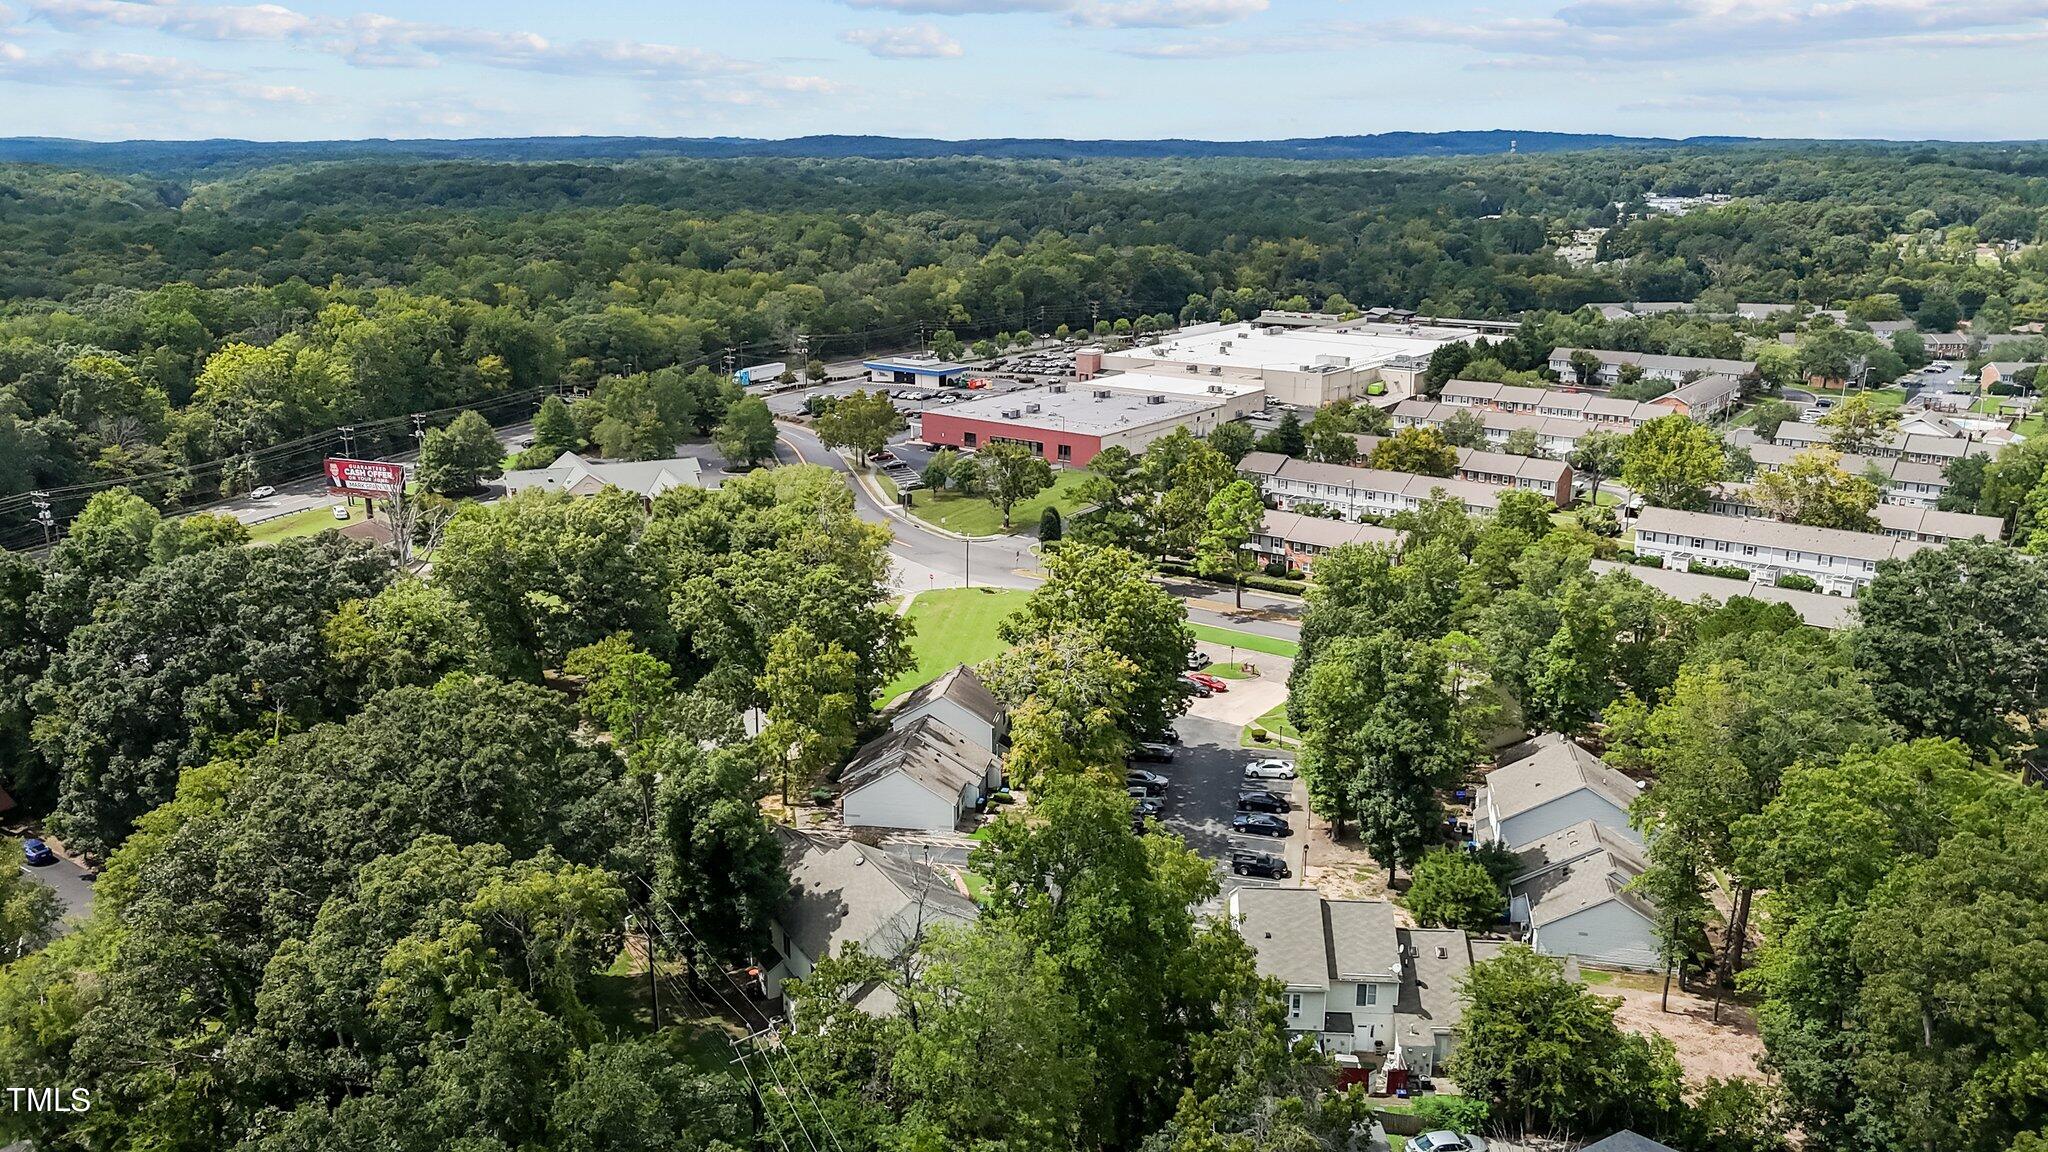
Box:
196 420 536 528
19 857 94 926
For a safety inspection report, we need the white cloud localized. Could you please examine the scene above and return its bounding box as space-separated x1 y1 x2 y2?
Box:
840 22 963 57
0 39 312 99
1379 0 2048 62
24 0 835 89
1068 0 1266 28
842 0 1265 26
843 0 1064 12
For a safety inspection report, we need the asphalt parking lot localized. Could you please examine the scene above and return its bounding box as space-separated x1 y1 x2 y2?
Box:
1156 715 1310 890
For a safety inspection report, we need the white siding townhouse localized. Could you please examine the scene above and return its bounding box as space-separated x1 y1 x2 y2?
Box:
1508 820 1661 971
1248 510 1404 574
1742 442 1954 508
1771 421 2002 467
1442 375 1740 424
1547 347 1756 387
1352 434 1575 504
763 829 978 1014
1394 399 1594 456
1229 888 1403 1056
839 715 1002 833
1237 452 1509 519
1705 486 2002 545
886 664 1008 751
1632 505 1939 596
1475 732 1643 850
1589 559 1858 630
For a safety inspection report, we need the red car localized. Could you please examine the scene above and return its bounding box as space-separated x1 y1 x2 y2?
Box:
1186 671 1229 693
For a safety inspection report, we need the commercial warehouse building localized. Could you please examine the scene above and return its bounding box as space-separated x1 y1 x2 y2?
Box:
917 374 1258 465
1094 320 1476 407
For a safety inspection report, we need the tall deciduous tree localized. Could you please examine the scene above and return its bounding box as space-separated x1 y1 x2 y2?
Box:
976 439 1054 529
324 577 492 705
1196 479 1265 607
1000 544 1193 740
756 624 859 806
1851 539 2048 752
814 389 904 465
417 408 505 495
1623 414 1725 510
1750 447 1880 531
1369 426 1459 477
1294 630 1467 876
713 394 777 469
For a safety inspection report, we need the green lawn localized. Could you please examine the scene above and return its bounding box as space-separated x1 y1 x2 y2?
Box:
1242 701 1300 749
1201 661 1256 680
1189 622 1300 659
904 469 1090 537
880 587 1033 702
246 503 368 544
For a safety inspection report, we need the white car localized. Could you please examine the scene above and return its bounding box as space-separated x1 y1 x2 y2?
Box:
331 504 351 521
250 485 276 499
1411 1133 1487 1152
1244 758 1297 781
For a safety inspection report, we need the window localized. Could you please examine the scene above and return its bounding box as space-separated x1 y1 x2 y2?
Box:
1286 993 1303 1018
1355 984 1377 1007
963 432 978 447
1056 444 1072 462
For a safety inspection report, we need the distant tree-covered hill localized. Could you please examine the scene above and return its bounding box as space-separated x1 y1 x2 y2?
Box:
0 130 1764 174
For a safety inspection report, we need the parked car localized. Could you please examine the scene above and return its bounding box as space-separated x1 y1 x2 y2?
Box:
1186 650 1211 670
22 838 56 867
1244 758 1297 781
1232 812 1291 838
1230 849 1290 879
1131 742 1177 763
331 504 351 521
1187 672 1229 693
1131 795 1165 819
1410 1133 1487 1152
1126 770 1169 795
1182 679 1213 698
250 485 276 499
1236 789 1292 814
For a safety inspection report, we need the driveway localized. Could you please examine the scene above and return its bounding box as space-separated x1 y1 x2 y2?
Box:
19 856 94 926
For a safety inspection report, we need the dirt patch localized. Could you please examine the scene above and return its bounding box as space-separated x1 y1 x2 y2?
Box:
1594 972 1766 1082
1302 820 1409 914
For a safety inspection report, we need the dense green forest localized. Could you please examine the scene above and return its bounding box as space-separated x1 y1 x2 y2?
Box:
5 145 2048 546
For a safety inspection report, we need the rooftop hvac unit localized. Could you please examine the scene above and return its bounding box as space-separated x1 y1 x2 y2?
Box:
1094 390 1112 399
1186 363 1200 372
1050 383 1067 393
1209 366 1222 375
1002 408 1022 419
1024 403 1041 414
1146 394 1166 405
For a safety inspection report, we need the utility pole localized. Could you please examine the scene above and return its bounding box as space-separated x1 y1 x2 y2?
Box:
30 491 52 550
339 424 356 458
722 349 737 377
409 413 427 450
791 331 810 369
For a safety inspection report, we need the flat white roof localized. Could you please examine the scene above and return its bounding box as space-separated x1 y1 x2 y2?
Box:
1115 321 1468 374
1088 369 1265 400
930 385 1219 436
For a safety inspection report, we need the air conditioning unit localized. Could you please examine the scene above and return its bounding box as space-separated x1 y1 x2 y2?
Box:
1024 403 1041 414
1093 390 1112 399
1146 394 1166 404
1002 408 1022 419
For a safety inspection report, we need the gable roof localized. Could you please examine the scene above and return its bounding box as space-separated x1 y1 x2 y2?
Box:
1485 733 1642 823
1230 889 1401 991
1582 1131 1680 1152
841 716 997 805
500 450 704 498
778 829 977 972
892 664 1004 729
1394 928 1473 1051
1511 820 1656 929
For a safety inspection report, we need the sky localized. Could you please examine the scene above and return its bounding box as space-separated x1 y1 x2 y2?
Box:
1 0 2045 142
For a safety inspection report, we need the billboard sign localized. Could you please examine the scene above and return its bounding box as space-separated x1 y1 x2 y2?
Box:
324 457 407 497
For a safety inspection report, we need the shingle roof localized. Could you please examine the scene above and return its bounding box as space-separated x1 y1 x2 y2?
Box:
500 450 703 498
1258 510 1404 551
1588 559 1858 630
1231 890 1402 990
1511 820 1656 930
1237 453 1505 512
840 716 997 804
1636 505 1932 564
1581 1130 1680 1152
1485 733 1642 823
778 829 978 972
1394 928 1473 1050
892 664 1004 730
